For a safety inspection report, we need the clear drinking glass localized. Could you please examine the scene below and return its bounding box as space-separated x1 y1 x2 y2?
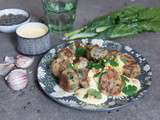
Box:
42 0 78 32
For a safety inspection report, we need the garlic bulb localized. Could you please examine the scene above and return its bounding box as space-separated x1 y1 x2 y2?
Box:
16 55 34 68
5 69 28 91
0 63 14 76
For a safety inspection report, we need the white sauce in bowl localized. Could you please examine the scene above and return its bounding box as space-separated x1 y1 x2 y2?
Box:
16 22 48 39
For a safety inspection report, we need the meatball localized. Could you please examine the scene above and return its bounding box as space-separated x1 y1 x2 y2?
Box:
109 50 121 56
90 46 108 59
59 69 79 92
121 54 141 78
75 57 88 69
51 48 75 76
123 63 141 78
78 68 89 88
99 68 123 96
51 58 62 76
120 53 136 63
58 48 75 60
51 58 72 76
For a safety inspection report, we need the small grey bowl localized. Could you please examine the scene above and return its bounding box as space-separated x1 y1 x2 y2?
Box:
0 8 31 33
16 22 51 55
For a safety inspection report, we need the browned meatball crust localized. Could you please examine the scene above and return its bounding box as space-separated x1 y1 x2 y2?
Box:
121 54 141 78
99 68 123 96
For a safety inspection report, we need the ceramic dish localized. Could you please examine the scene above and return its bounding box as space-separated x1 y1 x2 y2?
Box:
37 39 152 111
16 22 51 55
0 8 30 33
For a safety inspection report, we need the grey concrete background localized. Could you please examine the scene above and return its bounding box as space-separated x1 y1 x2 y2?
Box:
0 0 160 120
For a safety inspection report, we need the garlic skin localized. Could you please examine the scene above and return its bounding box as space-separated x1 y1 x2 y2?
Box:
5 69 28 91
4 56 15 64
16 55 34 68
0 63 15 76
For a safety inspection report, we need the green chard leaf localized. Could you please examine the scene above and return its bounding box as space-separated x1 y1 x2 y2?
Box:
96 26 110 33
68 33 97 40
107 24 139 39
138 8 160 21
139 21 160 32
64 5 160 41
64 28 84 37
111 5 145 24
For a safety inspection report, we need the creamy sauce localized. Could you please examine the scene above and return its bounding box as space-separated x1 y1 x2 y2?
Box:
105 55 125 74
88 70 99 90
76 69 141 104
76 70 108 105
114 78 141 98
127 78 141 91
76 88 108 105
19 27 47 38
17 23 48 38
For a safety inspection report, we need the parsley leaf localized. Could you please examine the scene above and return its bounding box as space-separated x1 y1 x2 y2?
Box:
67 63 74 69
67 73 74 81
87 61 104 69
122 85 137 96
121 75 129 82
94 71 107 78
84 89 102 99
75 47 87 57
109 60 119 67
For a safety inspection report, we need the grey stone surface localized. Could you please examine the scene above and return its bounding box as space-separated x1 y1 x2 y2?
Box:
0 0 160 120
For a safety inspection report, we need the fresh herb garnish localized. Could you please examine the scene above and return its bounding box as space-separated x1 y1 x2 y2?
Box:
67 73 74 81
65 5 160 41
67 63 74 69
121 75 129 82
83 89 102 99
109 60 119 67
121 75 138 96
103 57 119 67
77 69 83 77
94 71 107 78
87 61 104 69
122 85 137 96
121 58 128 63
75 47 87 57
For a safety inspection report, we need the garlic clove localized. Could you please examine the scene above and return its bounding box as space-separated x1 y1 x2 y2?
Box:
16 55 34 69
5 69 28 91
4 56 15 64
0 63 15 76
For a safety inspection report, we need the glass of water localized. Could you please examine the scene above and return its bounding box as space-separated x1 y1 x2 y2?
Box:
42 0 78 32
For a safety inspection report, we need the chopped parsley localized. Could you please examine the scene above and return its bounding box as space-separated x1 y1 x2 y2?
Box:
122 85 137 96
121 75 138 96
87 61 104 69
67 63 74 69
109 60 119 67
84 89 102 99
67 73 74 81
75 47 87 57
94 71 107 78
121 75 129 82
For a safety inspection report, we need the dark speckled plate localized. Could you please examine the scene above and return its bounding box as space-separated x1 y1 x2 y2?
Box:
37 39 152 111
